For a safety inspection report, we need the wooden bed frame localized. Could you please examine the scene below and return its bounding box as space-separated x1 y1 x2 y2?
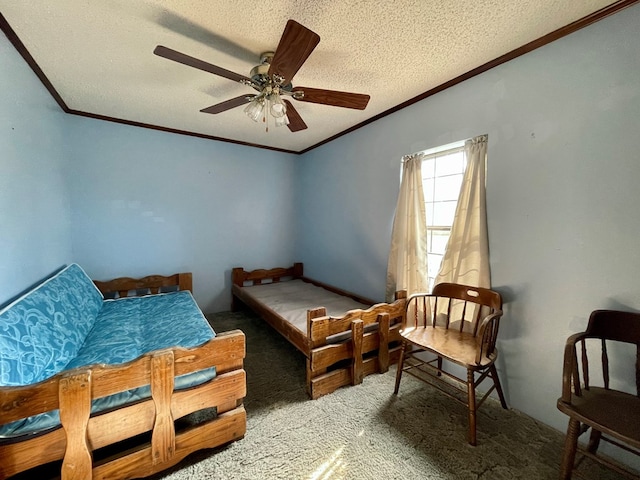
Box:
231 263 406 399
0 272 246 480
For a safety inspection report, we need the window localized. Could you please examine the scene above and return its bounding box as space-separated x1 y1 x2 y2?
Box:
391 135 488 297
420 141 467 290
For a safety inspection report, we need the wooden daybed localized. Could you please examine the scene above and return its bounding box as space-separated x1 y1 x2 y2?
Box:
231 263 407 399
0 266 246 480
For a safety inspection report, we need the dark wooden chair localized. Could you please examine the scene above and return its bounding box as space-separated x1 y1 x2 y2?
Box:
393 283 507 445
557 309 640 479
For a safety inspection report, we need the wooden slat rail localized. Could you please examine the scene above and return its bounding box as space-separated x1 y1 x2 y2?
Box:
309 325 402 372
59 371 93 479
307 293 406 399
151 351 176 465
309 351 402 399
308 301 405 348
231 263 303 287
92 409 245 480
94 272 193 297
378 313 391 373
0 330 246 480
351 320 364 385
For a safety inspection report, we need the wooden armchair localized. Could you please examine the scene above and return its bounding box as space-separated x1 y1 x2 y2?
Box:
557 309 640 479
393 283 507 445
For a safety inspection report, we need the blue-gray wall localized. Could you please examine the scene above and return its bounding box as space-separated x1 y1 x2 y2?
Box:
65 116 297 312
0 28 72 302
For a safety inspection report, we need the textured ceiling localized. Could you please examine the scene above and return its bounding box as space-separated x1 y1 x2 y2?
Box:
0 0 623 153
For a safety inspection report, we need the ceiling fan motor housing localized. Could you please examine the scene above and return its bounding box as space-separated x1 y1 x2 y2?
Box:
250 52 292 91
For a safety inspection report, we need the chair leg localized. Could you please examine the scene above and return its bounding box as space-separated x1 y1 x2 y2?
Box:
587 428 602 454
467 369 477 446
393 342 407 394
489 364 508 409
560 418 580 480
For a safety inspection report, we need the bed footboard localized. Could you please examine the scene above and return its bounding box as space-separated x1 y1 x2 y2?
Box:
0 330 246 480
306 291 407 399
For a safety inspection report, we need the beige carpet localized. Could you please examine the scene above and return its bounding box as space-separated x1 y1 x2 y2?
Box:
145 310 628 480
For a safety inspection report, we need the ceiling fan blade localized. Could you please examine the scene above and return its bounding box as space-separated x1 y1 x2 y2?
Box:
292 87 370 110
268 20 320 85
200 95 253 114
283 100 307 132
154 45 252 84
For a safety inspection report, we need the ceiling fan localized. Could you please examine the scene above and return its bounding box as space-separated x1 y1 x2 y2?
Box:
154 19 370 133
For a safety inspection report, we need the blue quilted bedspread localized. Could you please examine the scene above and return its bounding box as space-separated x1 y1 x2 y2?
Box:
0 264 216 439
66 291 215 370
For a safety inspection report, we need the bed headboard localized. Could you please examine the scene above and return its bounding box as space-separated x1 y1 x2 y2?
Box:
231 263 303 287
94 272 193 298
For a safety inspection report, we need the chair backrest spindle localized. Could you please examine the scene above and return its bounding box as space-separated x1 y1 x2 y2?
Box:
601 339 609 390
458 300 467 333
580 339 588 392
422 295 428 328
636 345 640 397
431 296 437 328
636 344 640 397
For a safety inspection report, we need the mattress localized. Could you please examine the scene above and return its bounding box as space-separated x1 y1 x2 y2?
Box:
241 279 370 334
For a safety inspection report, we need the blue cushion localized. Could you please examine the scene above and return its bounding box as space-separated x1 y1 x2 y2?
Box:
66 290 215 369
0 264 103 386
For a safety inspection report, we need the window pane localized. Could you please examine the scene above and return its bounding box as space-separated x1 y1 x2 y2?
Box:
425 201 434 221
430 230 450 255
433 174 463 201
422 158 435 178
428 253 443 278
432 200 457 225
422 177 435 200
435 151 464 176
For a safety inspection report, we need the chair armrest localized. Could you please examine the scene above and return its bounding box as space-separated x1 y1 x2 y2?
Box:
560 331 589 403
476 310 503 363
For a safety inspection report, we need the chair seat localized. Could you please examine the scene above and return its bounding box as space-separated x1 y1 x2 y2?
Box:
402 325 493 368
557 387 640 449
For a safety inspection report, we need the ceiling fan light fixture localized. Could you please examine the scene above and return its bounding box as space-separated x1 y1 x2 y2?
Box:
269 92 287 118
244 97 264 122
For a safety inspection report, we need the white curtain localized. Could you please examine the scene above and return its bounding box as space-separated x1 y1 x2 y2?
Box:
385 153 429 301
434 135 491 288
